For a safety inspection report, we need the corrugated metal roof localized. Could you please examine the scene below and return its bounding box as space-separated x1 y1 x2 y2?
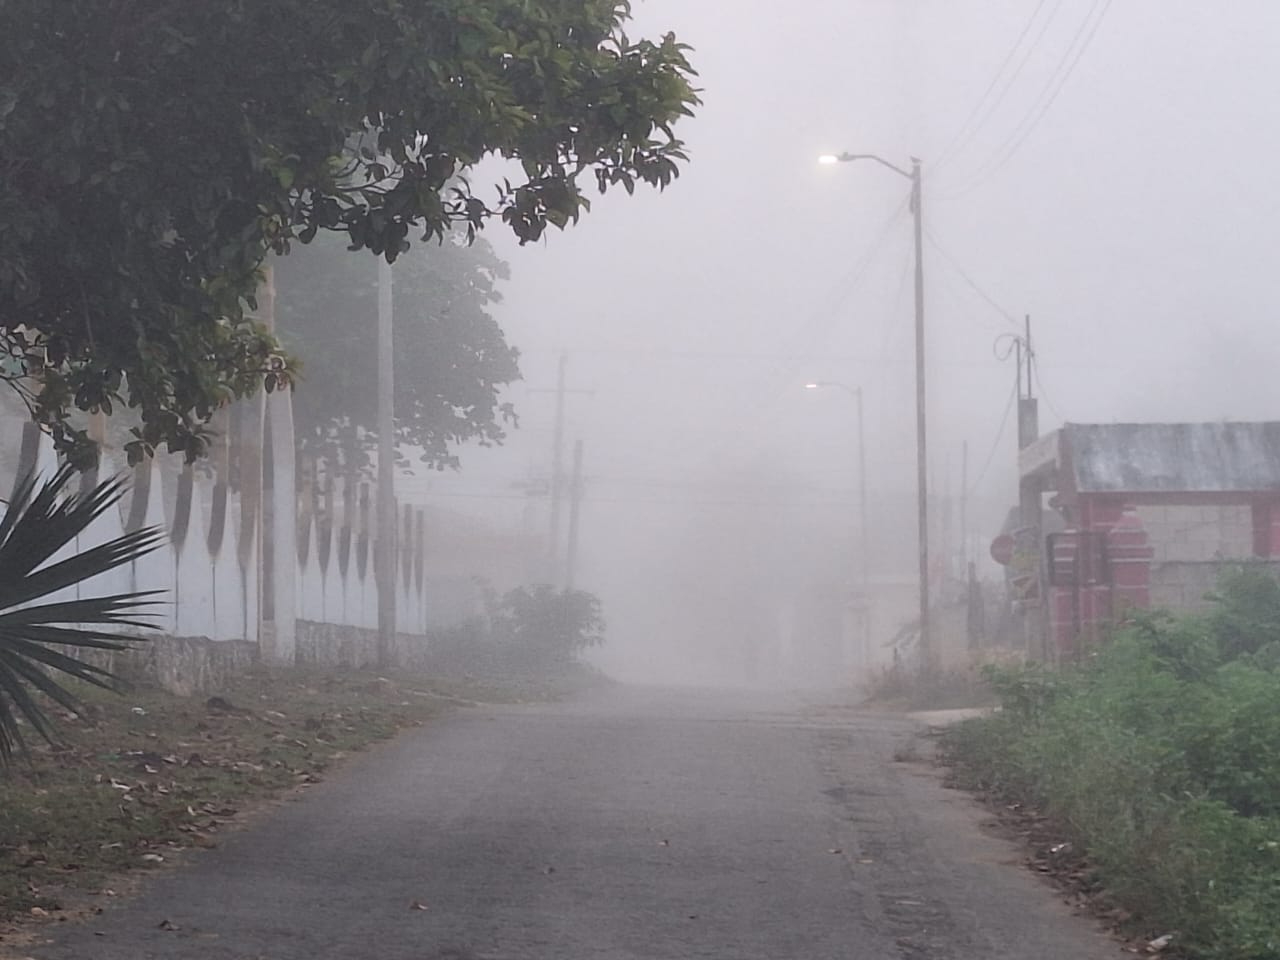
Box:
1066 422 1280 493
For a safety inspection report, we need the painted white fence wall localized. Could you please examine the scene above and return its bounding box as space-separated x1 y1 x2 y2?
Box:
1 401 431 663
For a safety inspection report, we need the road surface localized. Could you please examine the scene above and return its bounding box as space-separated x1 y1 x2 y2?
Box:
27 687 1121 959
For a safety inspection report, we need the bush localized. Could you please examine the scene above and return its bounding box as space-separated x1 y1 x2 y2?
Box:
942 568 1280 959
487 584 605 665
424 584 606 680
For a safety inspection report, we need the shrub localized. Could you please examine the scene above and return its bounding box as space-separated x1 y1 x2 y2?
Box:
941 568 1280 958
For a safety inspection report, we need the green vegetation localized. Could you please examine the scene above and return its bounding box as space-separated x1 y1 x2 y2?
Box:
430 584 606 678
943 567 1280 960
0 668 524 925
0 467 163 765
1 0 697 464
274 227 521 477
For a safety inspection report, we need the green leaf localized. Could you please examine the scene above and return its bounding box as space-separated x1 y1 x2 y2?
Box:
0 469 163 764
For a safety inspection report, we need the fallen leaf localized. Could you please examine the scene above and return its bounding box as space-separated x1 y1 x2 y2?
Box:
409 900 429 911
827 848 843 855
158 919 180 931
29 907 48 918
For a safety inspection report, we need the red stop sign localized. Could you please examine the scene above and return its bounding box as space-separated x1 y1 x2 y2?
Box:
990 534 1015 566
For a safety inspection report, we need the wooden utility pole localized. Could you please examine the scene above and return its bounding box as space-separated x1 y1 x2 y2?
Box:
534 353 592 587
565 439 585 590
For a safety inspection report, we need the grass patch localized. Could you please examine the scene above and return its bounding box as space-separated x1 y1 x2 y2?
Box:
941 568 1280 960
865 662 1001 711
0 667 544 928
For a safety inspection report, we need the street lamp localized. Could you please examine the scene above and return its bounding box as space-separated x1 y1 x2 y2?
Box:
818 150 931 670
805 381 870 667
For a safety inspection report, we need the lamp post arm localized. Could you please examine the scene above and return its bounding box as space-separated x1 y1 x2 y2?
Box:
835 152 915 181
806 380 861 401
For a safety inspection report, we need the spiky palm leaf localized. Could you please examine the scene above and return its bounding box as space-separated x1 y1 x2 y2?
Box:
0 465 165 765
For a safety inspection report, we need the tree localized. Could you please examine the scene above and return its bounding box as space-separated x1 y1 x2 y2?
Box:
273 228 520 476
0 1 698 465
0 467 163 765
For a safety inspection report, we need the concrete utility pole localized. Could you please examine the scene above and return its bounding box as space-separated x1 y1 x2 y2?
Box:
565 439 585 590
819 151 930 670
376 257 396 667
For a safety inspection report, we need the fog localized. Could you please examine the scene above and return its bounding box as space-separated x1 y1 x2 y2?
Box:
398 2 1280 687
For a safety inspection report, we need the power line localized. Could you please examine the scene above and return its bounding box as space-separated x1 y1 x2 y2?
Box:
696 198 911 468
409 489 862 509
1029 352 1068 423
924 227 1021 329
760 196 911 391
948 0 1115 196
932 0 1057 173
878 240 914 359
966 378 1019 499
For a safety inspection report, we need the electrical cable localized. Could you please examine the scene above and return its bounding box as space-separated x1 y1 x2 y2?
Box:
947 0 1115 197
761 196 911 388
694 198 912 470
965 377 1019 500
878 238 915 359
924 226 1022 329
1029 352 1068 423
932 0 1057 173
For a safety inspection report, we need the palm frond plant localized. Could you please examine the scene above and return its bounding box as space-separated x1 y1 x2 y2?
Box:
0 465 165 766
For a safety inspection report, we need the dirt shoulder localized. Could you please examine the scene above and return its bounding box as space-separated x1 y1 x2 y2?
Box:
0 667 583 953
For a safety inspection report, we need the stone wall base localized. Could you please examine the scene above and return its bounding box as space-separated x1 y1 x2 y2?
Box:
72 625 436 697
98 635 260 697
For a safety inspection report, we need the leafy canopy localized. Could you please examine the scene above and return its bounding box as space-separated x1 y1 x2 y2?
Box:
0 0 698 464
273 229 521 475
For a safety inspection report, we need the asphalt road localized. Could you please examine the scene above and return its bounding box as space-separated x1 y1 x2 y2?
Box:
27 687 1122 960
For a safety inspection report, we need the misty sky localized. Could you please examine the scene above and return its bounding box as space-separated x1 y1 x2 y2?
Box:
398 1 1280 680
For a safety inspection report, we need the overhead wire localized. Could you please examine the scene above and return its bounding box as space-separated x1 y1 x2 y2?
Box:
932 0 1058 174
924 226 1022 329
877 241 914 360
1029 352 1068 424
965 377 1019 500
409 489 860 508
760 195 911 387
946 0 1116 197
695 196 912 470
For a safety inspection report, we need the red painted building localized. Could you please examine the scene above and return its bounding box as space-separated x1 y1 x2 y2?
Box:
1018 422 1280 658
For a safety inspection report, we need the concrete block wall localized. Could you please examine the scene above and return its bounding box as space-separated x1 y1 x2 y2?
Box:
1136 505 1254 564
1150 560 1280 613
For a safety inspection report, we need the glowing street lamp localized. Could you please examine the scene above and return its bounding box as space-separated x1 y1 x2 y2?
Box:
817 150 932 669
